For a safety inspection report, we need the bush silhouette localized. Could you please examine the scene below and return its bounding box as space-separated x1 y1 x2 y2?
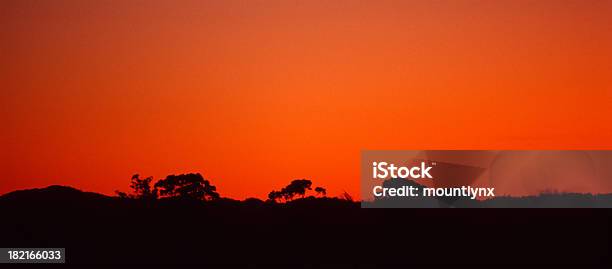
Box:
315 187 327 197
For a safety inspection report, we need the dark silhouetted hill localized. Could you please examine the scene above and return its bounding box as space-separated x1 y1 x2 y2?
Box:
1 185 612 268
0 185 110 202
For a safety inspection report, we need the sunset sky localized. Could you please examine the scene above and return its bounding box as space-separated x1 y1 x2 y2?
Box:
2 0 611 199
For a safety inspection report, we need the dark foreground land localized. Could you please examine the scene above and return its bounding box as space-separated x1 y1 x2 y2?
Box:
1 186 612 268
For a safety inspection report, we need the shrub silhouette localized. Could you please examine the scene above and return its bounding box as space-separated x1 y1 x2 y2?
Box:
339 191 353 202
154 173 220 200
315 187 327 197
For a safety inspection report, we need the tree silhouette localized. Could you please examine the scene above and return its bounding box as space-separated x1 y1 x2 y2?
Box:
268 190 283 203
115 174 157 199
154 173 220 200
284 179 312 199
315 187 327 197
129 174 157 199
268 179 312 202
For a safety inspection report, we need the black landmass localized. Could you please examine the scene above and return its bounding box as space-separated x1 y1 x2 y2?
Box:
1 186 612 268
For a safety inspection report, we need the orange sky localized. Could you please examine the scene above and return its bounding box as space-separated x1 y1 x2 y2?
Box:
1 0 611 199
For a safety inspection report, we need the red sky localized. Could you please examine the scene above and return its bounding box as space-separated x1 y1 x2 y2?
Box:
1 0 611 199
